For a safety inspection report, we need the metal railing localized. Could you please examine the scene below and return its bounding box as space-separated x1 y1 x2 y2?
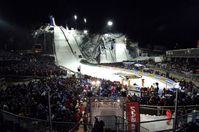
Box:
140 111 199 132
140 104 199 116
116 111 199 132
94 115 128 132
0 109 78 132
2 108 198 132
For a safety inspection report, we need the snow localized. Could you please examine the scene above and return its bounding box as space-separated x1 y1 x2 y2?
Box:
54 26 80 72
115 43 129 62
100 34 130 63
61 27 83 58
140 114 173 131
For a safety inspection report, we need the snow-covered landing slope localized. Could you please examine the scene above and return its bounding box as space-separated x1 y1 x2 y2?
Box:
60 27 83 58
54 26 79 72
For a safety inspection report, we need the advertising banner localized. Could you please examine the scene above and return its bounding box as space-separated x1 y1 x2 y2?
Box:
197 40 199 48
127 102 140 132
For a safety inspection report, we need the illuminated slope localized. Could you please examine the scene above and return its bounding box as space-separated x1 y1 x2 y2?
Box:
54 26 175 89
54 26 79 71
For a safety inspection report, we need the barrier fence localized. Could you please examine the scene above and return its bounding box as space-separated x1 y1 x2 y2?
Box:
93 112 199 132
0 109 77 132
115 111 199 132
95 115 128 132
89 97 199 131
1 108 199 131
140 104 199 116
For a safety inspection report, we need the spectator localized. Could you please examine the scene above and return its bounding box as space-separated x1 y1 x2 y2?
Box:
99 120 105 132
166 109 172 125
93 117 100 132
82 113 88 132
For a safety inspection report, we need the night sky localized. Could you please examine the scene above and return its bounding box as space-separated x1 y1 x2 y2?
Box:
1 0 199 49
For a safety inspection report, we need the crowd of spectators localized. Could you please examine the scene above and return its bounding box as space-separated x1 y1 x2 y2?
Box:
0 54 67 77
98 61 199 108
129 86 199 107
1 69 181 119
102 59 199 77
81 76 199 108
156 59 199 75
0 77 84 122
0 50 21 61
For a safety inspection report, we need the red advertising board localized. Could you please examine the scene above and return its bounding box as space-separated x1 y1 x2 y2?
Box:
197 40 199 48
196 69 199 74
127 102 140 132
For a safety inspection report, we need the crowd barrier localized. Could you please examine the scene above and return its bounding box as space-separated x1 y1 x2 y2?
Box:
95 115 128 131
82 111 199 132
1 104 199 131
0 109 77 132
140 104 199 116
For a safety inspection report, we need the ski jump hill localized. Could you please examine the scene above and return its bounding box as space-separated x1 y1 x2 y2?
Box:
53 25 175 90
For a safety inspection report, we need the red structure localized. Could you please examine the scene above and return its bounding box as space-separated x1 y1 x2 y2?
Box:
127 102 140 132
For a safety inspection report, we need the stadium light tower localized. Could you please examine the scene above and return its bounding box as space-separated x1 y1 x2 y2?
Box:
84 18 87 23
107 20 113 26
47 87 52 132
83 18 87 29
74 14 78 29
83 30 88 34
74 14 77 20
107 20 113 32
